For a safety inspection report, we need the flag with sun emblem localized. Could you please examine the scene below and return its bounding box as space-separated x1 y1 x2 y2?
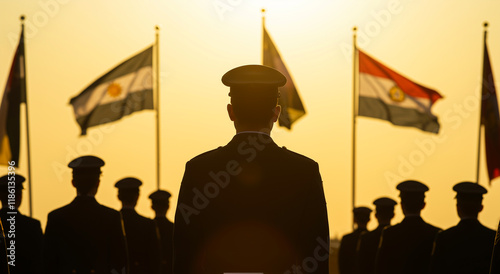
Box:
358 49 442 133
70 46 153 135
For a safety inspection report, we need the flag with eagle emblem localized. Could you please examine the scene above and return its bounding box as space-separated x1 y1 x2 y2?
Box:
70 46 153 135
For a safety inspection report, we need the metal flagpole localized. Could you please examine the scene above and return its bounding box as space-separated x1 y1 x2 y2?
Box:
475 22 488 185
261 9 266 64
155 26 161 190
352 27 358 229
20 15 34 217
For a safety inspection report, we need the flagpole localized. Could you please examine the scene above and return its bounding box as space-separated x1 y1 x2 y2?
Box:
352 27 358 230
20 15 33 217
155 25 161 190
475 22 488 185
261 8 266 64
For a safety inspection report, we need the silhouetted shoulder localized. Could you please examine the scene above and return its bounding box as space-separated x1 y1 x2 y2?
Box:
280 146 318 164
187 147 222 162
18 213 42 227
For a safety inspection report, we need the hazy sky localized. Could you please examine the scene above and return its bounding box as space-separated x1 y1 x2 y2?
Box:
1 0 500 238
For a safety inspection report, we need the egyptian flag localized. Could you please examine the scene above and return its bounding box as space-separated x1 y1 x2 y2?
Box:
358 50 442 133
70 46 153 135
263 27 305 129
481 35 500 183
0 28 26 166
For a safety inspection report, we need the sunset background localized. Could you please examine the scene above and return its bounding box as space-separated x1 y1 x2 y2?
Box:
1 0 500 239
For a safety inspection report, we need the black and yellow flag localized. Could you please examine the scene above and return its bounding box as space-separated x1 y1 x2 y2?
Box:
0 28 26 165
263 27 305 129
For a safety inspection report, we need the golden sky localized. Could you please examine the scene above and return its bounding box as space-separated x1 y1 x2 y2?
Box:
1 0 500 238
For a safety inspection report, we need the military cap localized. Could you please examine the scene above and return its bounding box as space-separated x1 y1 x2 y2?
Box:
68 155 105 169
148 190 172 201
0 174 25 190
453 181 487 201
396 180 429 193
373 197 397 207
222 65 286 97
353 206 372 216
114 177 142 189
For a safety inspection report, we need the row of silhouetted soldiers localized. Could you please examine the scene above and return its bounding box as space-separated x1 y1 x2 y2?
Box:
0 155 174 274
338 180 499 274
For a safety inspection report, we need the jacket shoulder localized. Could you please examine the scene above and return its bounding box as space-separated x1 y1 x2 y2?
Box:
280 146 318 164
187 147 221 162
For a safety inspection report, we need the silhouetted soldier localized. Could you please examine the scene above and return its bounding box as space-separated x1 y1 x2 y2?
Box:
115 177 161 274
358 197 397 274
149 190 174 274
431 182 495 274
339 206 371 274
173 65 330 274
0 174 43 274
43 155 127 274
375 180 441 274
490 221 500 274
0 216 7 274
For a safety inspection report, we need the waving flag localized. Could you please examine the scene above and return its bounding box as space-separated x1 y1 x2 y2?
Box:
481 32 500 183
263 27 305 129
70 46 153 135
0 28 26 165
358 50 442 133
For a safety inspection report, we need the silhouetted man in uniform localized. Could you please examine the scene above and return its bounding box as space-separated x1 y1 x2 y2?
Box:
375 180 440 274
173 65 330 274
358 197 397 274
149 190 174 274
0 174 43 274
43 155 127 274
115 177 160 274
339 206 371 274
431 182 495 274
490 221 500 274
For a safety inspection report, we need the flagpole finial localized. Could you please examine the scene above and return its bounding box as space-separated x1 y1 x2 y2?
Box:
20 15 25 22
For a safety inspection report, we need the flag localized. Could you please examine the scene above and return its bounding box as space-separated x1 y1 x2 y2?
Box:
481 35 500 183
70 46 154 135
0 28 26 165
358 49 442 133
263 27 305 129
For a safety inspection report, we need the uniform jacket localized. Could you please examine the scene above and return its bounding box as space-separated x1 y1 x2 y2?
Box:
338 228 367 274
173 133 330 274
357 226 386 274
121 208 161 274
431 219 495 274
43 196 127 274
375 216 440 274
0 208 43 274
155 217 174 274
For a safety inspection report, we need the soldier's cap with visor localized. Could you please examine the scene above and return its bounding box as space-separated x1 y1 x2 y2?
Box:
396 180 429 200
373 197 397 208
68 155 105 175
453 181 487 203
0 174 26 191
115 177 143 190
222 65 286 98
353 206 372 218
149 190 172 201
